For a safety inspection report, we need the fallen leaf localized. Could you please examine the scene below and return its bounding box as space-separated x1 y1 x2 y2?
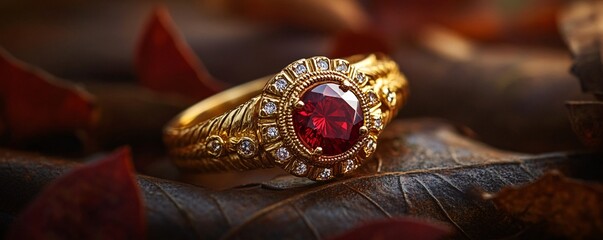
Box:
135 6 224 101
1 120 601 239
328 217 452 240
559 1 603 149
484 170 603 239
4 147 145 240
0 48 97 143
560 0 603 99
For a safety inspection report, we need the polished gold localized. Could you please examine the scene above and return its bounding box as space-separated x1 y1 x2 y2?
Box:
164 53 408 181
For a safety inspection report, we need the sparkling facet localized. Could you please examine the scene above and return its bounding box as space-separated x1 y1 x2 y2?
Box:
343 159 357 172
318 168 332 180
294 63 307 75
293 162 308 175
356 72 365 83
386 91 396 103
374 117 382 129
336 62 348 72
276 147 290 163
274 78 288 92
293 83 364 156
206 139 222 156
368 91 378 105
237 139 256 158
266 126 279 139
365 138 377 155
263 101 277 115
317 59 329 70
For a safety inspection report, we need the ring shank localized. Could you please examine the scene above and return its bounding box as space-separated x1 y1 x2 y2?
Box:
164 54 408 173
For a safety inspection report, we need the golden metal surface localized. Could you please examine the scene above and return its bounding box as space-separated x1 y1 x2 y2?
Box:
164 53 408 180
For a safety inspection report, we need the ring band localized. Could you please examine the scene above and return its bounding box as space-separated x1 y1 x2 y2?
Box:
164 53 408 181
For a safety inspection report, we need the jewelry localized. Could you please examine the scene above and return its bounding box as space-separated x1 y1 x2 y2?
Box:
164 54 408 181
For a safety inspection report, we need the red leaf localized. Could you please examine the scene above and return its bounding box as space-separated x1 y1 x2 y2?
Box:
5 147 146 240
329 217 452 240
329 30 392 58
0 48 97 142
135 6 224 101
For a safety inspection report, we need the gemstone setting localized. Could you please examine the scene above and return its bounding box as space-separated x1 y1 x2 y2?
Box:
275 147 290 163
263 101 277 115
317 59 329 70
266 126 279 139
274 77 288 92
237 138 257 158
293 83 364 156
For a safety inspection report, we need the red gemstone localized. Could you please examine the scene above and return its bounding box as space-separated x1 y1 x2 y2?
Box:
293 83 364 156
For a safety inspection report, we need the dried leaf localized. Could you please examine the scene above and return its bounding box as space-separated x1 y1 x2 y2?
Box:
484 170 603 239
560 1 603 98
1 120 601 239
559 1 603 149
5 147 145 240
566 101 603 148
328 217 452 240
135 6 224 101
0 48 97 143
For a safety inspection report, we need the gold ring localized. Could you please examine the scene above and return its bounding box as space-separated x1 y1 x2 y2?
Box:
164 53 408 181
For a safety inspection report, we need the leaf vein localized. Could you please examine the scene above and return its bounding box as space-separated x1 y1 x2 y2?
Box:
344 183 392 218
292 204 321 240
415 178 472 239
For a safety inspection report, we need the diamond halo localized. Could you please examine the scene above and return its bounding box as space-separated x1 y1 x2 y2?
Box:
257 56 384 181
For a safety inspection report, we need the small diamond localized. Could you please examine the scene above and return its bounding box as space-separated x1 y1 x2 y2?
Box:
386 91 396 104
275 147 290 163
374 117 382 129
206 139 222 156
343 159 357 172
365 138 377 155
368 92 378 105
274 78 288 92
318 168 332 180
294 62 307 75
336 62 348 72
356 72 365 83
263 101 277 115
266 126 279 139
317 59 329 70
237 138 256 158
293 162 308 175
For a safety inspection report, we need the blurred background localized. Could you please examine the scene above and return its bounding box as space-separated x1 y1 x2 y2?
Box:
0 0 589 159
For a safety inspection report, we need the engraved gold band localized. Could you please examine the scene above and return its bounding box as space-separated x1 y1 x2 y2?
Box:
164 54 408 181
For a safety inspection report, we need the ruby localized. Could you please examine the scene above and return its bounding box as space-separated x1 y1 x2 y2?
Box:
293 83 364 156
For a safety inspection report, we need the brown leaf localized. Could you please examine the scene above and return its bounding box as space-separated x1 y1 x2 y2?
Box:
560 1 603 98
484 170 603 239
328 217 452 240
0 48 97 143
5 147 145 240
566 101 603 148
1 120 601 239
135 6 224 101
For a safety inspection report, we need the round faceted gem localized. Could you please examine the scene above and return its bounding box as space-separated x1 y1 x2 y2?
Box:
293 83 364 156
